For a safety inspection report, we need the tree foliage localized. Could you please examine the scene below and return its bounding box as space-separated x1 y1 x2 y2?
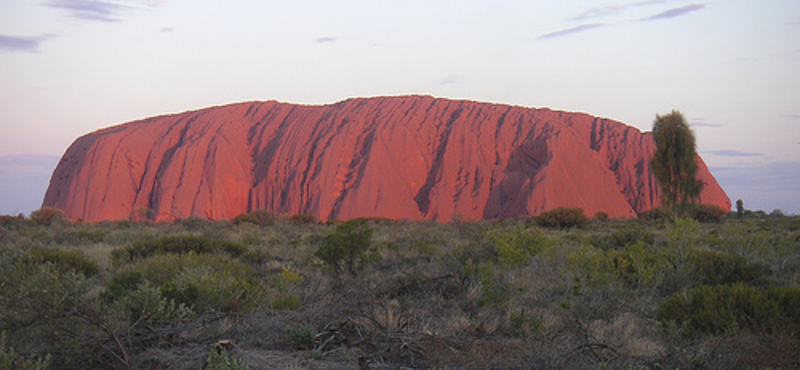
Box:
650 111 704 213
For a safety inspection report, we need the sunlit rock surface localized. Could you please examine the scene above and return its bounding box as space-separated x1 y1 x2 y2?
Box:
44 96 730 221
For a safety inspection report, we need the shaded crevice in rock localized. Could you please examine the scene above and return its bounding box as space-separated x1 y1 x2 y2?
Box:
483 136 551 219
414 106 464 215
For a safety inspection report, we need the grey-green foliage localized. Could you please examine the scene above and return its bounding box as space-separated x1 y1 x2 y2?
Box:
314 219 377 275
0 247 93 366
488 226 550 267
204 346 251 370
650 111 704 213
0 332 51 370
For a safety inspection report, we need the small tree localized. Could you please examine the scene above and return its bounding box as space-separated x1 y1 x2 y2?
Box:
650 111 704 214
736 199 744 218
314 219 376 276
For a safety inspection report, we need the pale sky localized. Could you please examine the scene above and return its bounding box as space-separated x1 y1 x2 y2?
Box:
1 0 799 215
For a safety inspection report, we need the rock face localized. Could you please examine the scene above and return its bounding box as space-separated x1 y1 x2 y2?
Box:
43 96 730 222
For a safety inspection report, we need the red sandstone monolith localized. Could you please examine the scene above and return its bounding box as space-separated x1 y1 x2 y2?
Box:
43 96 730 221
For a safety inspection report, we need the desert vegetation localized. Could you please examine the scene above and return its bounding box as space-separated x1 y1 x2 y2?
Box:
1 209 798 369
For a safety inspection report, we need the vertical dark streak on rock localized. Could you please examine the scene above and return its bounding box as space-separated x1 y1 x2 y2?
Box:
250 106 295 210
328 122 380 220
414 105 463 215
296 108 336 211
148 114 198 214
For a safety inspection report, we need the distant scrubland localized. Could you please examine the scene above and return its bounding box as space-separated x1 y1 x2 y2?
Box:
1 208 798 369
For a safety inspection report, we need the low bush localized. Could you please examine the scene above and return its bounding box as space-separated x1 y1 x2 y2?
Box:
590 226 655 250
131 254 258 312
29 207 67 226
0 248 94 367
659 283 800 337
110 282 194 324
111 235 249 265
688 249 766 286
314 219 378 275
284 323 315 350
232 209 277 226
30 248 99 277
288 213 316 224
487 226 550 267
638 206 671 221
100 271 145 303
0 331 51 370
0 214 27 229
53 228 106 244
686 204 728 223
204 346 251 370
535 207 587 229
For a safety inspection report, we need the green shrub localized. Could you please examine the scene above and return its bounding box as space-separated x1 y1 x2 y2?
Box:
271 294 302 310
607 241 671 289
314 219 377 275
169 265 256 312
110 283 194 324
638 206 672 221
0 249 93 367
205 346 251 370
567 245 615 287
659 283 800 337
688 249 766 286
686 204 728 223
126 253 258 312
487 226 550 267
232 209 277 226
133 253 254 287
29 207 67 226
159 281 201 309
52 228 106 245
100 271 145 303
0 332 51 370
111 235 249 265
0 215 27 229
30 248 99 277
241 249 271 266
174 215 212 230
590 227 655 251
505 310 544 339
284 323 315 350
593 211 609 221
535 207 587 229
288 213 316 224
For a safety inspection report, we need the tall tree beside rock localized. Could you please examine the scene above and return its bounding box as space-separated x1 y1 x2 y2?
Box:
650 111 704 214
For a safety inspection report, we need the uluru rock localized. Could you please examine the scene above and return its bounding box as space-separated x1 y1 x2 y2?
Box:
43 96 730 222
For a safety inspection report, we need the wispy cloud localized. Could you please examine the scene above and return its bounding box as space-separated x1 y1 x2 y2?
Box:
160 27 173 33
0 34 54 53
0 155 60 175
44 0 164 23
706 150 765 158
45 0 129 22
314 37 337 44
641 4 705 21
537 23 605 40
439 75 463 85
690 118 722 128
572 0 667 20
